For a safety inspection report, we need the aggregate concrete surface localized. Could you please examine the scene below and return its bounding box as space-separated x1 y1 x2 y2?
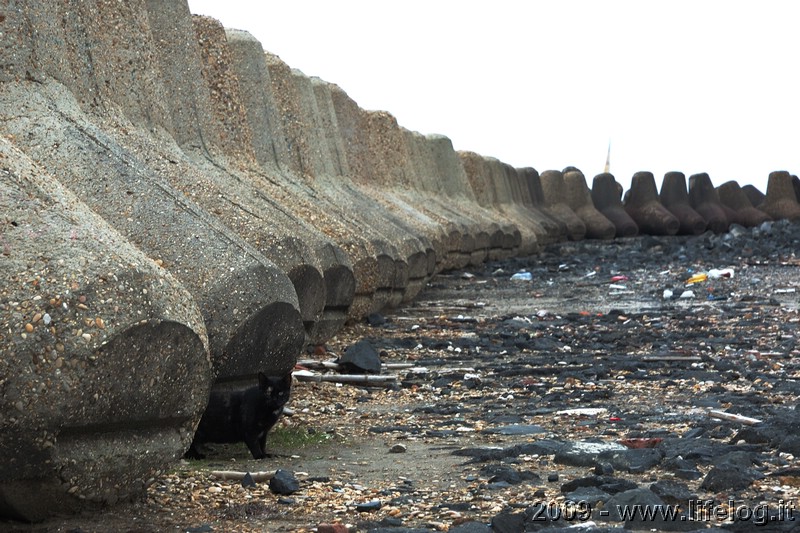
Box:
6 225 798 532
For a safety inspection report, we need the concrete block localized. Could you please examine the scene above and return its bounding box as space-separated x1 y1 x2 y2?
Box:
624 171 680 235
562 169 616 240
539 170 587 241
0 138 211 520
761 171 800 221
688 173 730 233
659 172 708 235
591 173 639 237
716 181 771 227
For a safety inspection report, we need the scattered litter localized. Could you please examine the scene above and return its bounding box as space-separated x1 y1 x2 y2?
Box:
679 290 695 299
663 289 673 299
708 267 734 279
556 407 608 416
608 284 627 290
510 271 532 281
775 288 796 294
461 272 475 280
707 409 763 426
686 273 708 284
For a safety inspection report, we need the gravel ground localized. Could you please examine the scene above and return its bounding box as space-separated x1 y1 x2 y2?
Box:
5 223 800 533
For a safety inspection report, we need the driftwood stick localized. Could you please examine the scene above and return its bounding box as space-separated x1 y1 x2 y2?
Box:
707 410 762 425
210 471 273 482
292 370 397 384
296 360 414 371
641 356 702 362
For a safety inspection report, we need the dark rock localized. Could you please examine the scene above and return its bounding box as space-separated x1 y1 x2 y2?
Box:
649 480 696 505
367 313 387 327
480 464 540 485
597 447 664 473
490 508 526 533
713 450 760 469
682 427 706 439
594 463 614 475
356 500 382 512
241 472 256 488
339 339 383 374
560 475 638 495
564 486 612 506
596 487 665 522
269 469 300 495
448 522 491 533
481 424 545 436
700 464 763 492
779 435 800 456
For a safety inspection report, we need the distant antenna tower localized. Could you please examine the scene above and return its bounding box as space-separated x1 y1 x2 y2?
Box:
603 141 611 173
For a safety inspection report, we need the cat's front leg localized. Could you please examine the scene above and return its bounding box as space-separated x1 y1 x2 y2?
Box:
245 435 267 459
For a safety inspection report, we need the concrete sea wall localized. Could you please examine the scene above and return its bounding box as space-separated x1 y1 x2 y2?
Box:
1 0 798 521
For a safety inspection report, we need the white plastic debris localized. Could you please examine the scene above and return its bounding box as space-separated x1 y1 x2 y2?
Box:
663 289 673 299
556 407 608 416
708 268 735 279
510 271 533 281
679 290 695 299
608 284 627 290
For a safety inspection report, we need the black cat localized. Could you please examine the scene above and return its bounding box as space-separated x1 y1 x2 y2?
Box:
185 372 292 460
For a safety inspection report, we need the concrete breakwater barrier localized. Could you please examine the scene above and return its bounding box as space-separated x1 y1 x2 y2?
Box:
1 0 799 521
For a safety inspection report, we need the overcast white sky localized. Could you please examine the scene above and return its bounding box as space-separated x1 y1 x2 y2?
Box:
187 0 799 193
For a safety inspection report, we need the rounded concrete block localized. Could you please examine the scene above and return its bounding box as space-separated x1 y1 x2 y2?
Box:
518 167 569 242
591 173 639 237
539 170 587 240
0 5 305 383
225 30 384 322
742 184 766 209
624 171 680 235
562 169 616 240
514 167 565 244
484 158 539 255
190 16 355 344
659 172 707 235
322 82 433 305
688 173 730 233
0 139 211 521
458 151 523 259
716 181 771 227
761 170 800 221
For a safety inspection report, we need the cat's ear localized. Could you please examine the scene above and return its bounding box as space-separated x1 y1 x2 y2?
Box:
258 372 269 390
